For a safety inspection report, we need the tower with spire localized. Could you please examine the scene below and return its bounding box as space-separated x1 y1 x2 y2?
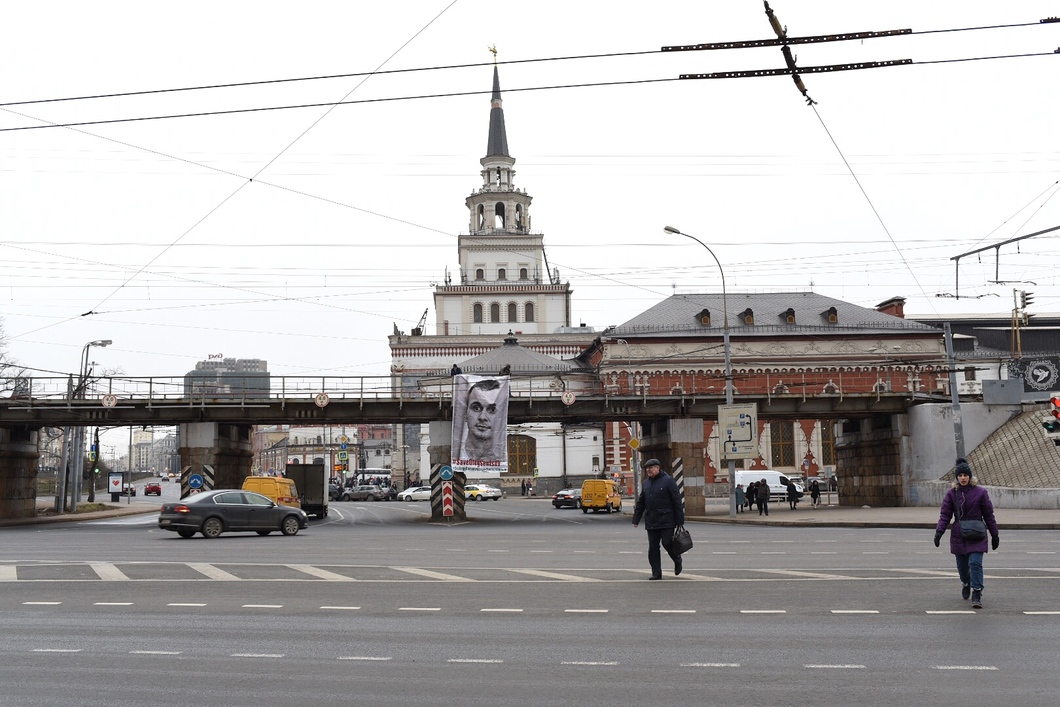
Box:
432 65 572 336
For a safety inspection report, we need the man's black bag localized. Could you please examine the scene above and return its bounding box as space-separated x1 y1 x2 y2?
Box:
672 525 693 554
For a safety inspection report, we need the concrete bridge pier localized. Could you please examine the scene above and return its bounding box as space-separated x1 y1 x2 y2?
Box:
178 422 253 494
0 426 39 520
835 413 905 507
638 418 707 516
427 421 465 521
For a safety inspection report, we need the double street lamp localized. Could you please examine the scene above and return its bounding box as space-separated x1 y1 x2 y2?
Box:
663 226 737 517
72 339 112 509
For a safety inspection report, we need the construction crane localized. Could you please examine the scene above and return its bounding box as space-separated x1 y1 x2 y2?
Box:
411 309 428 337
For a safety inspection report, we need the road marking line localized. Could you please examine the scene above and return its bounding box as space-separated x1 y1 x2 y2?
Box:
89 562 130 581
187 563 240 581
390 566 475 582
761 552 787 555
562 661 618 665
573 551 595 554
242 604 283 608
1024 611 1060 615
891 569 956 577
480 608 522 612
399 607 440 612
94 602 133 606
831 610 879 614
130 650 181 655
681 663 741 667
811 551 838 554
33 648 80 653
805 664 866 669
530 550 553 553
759 569 857 580
0 565 16 581
618 551 640 554
167 603 206 607
934 665 997 670
448 659 503 663
23 601 61 605
486 550 509 553
712 552 737 555
1026 552 1056 554
740 610 786 614
509 569 601 582
321 606 361 610
862 552 889 555
339 656 392 661
651 609 696 614
287 564 356 581
231 653 284 658
564 609 608 613
926 610 976 614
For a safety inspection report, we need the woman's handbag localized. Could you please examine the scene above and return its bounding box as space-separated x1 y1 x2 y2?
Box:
672 526 693 554
958 519 987 541
956 497 987 541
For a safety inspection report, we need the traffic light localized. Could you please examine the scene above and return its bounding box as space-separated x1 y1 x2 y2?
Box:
1043 396 1060 444
1020 291 1034 309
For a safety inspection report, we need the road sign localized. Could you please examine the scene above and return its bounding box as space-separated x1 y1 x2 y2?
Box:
340 442 347 451
314 392 330 408
560 391 576 406
101 394 117 408
338 451 348 461
439 465 453 481
339 435 348 443
628 438 640 450
718 403 759 459
188 474 204 489
441 481 454 516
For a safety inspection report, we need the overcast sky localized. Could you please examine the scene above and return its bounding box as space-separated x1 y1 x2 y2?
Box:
2 1 1059 387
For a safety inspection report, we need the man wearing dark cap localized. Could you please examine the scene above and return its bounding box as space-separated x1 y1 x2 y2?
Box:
632 458 685 580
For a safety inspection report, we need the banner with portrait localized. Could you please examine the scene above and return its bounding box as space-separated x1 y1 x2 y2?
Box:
451 374 510 476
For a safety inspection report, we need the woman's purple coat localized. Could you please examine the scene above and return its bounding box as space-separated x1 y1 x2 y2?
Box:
935 480 999 555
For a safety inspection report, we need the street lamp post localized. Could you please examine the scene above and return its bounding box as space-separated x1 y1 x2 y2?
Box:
663 226 737 517
71 339 111 512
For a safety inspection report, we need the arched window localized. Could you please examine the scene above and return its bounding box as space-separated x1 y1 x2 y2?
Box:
494 202 506 228
519 268 528 280
524 302 535 322
473 303 483 323
476 205 484 230
507 303 517 321
497 268 506 281
515 204 523 229
475 268 484 281
490 303 500 322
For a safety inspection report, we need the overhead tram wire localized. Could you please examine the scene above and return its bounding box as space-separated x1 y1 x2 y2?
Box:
2 16 1054 110
3 46 1059 135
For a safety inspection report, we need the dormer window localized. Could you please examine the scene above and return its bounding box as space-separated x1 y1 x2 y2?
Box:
740 308 754 325
780 308 796 324
822 307 838 324
695 308 711 326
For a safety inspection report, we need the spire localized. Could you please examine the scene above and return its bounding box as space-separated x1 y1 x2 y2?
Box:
485 65 509 158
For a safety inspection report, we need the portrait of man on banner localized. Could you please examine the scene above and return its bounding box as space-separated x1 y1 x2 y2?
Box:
452 374 509 475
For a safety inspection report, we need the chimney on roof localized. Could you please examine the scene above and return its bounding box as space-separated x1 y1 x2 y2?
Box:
875 296 906 319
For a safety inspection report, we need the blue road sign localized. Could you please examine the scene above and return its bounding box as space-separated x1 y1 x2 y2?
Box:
439 465 453 481
188 474 204 489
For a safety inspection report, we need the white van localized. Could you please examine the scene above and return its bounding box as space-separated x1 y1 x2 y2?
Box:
735 470 803 502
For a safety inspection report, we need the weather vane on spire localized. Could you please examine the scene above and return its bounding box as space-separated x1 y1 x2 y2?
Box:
488 45 497 64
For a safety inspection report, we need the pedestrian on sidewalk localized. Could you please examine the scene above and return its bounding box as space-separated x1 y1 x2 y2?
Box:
745 481 757 512
735 484 745 513
632 458 684 579
810 479 821 508
786 479 799 510
756 478 770 516
933 458 999 609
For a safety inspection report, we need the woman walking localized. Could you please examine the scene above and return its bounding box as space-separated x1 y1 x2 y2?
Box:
786 479 799 510
933 458 1000 609
745 481 757 512
810 479 821 509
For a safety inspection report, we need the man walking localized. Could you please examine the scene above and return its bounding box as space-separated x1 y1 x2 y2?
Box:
632 458 685 580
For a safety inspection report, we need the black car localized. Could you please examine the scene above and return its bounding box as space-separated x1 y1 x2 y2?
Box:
158 489 308 539
552 488 582 509
328 482 344 501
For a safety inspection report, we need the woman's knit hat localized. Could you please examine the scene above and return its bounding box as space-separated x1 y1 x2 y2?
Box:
954 458 972 479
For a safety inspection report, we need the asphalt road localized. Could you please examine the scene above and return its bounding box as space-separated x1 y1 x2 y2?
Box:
2 499 1058 707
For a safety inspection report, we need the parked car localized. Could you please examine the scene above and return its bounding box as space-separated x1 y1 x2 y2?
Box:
398 486 432 502
551 488 582 509
465 484 502 501
341 484 387 502
157 489 308 539
143 482 162 496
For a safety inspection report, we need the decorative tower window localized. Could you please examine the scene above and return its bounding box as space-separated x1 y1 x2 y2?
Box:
524 302 535 322
473 303 483 323
494 202 506 228
515 204 523 229
476 205 485 230
507 302 517 321
490 303 500 323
